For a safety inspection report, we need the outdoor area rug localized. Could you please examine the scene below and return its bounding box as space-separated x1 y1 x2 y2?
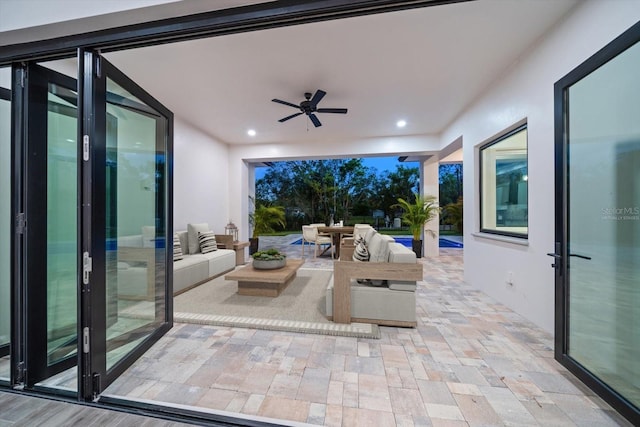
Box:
172 267 380 339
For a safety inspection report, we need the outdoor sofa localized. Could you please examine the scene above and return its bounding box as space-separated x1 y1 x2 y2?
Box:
325 226 423 327
116 223 235 299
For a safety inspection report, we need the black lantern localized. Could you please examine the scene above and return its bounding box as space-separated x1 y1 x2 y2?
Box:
225 221 239 242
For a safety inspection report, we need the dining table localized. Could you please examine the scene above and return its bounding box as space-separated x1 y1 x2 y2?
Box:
317 225 354 259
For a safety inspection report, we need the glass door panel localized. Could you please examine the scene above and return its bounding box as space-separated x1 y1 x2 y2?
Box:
17 63 79 390
46 84 78 367
105 77 165 370
0 85 11 380
81 53 172 398
567 41 640 408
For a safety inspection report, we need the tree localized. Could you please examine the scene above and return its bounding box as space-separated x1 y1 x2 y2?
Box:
442 197 463 234
375 166 420 218
439 163 463 207
256 159 375 227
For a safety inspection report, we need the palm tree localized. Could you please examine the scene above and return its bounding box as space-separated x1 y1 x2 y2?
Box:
392 193 438 257
248 201 286 254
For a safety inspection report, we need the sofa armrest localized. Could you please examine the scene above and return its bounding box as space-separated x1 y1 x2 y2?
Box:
332 260 422 324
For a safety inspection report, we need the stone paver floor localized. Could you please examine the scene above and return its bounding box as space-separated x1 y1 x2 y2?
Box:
100 236 631 426
1 236 632 426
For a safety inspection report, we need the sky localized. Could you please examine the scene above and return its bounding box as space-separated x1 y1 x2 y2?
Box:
254 156 417 180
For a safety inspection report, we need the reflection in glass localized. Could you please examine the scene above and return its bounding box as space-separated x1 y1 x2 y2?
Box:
46 84 78 366
568 41 640 408
480 126 528 236
0 91 11 379
105 78 166 370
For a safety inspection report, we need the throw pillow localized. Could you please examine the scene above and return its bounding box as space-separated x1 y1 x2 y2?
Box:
173 234 184 261
187 223 209 254
354 234 365 245
198 231 218 254
352 242 369 262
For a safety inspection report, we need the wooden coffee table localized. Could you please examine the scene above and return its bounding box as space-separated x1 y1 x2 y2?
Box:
224 259 304 297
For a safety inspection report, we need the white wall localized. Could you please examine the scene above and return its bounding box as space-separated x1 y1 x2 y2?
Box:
173 117 230 233
227 134 440 241
439 0 640 333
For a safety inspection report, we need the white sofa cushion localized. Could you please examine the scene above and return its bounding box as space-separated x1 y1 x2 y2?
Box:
326 278 416 323
364 227 377 243
173 256 210 294
187 223 209 254
388 281 417 292
191 249 235 278
367 233 394 262
176 230 189 255
387 242 416 263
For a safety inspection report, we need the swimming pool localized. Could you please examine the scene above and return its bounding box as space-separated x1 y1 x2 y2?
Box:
290 236 463 248
393 237 463 249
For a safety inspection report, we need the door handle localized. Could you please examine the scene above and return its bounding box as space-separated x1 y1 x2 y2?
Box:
546 252 561 269
569 253 592 260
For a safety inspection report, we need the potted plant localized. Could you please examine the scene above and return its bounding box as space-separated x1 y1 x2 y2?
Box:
392 193 439 258
248 200 286 255
252 248 287 270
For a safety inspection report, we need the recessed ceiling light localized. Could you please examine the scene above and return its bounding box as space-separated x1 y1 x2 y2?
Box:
396 120 407 128
247 129 256 137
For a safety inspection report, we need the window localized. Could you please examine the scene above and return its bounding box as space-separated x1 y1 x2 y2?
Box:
480 124 528 238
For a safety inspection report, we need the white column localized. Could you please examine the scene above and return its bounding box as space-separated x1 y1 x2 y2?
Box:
422 156 440 257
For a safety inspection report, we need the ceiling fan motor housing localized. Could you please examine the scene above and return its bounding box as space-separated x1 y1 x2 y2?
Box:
300 100 315 114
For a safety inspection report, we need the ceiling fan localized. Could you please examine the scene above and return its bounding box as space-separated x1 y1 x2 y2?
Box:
272 89 348 128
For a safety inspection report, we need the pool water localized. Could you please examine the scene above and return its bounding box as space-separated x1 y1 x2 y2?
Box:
394 237 463 248
290 236 463 248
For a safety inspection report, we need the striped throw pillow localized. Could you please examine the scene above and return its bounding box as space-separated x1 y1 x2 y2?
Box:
354 234 365 246
198 231 218 254
352 242 369 262
173 234 184 261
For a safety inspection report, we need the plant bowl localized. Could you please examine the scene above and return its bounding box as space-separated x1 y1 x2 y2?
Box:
252 258 286 270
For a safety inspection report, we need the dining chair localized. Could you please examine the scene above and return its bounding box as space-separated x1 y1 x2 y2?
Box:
302 225 334 258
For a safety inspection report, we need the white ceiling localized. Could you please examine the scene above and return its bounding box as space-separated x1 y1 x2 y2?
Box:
97 0 578 146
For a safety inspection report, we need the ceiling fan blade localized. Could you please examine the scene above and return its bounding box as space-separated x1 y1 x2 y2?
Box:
279 112 304 122
272 98 300 109
316 108 348 114
309 90 326 108
309 113 322 127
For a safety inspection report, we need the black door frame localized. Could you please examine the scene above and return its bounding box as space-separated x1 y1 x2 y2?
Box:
553 20 640 425
79 50 174 400
9 0 638 425
20 64 80 388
